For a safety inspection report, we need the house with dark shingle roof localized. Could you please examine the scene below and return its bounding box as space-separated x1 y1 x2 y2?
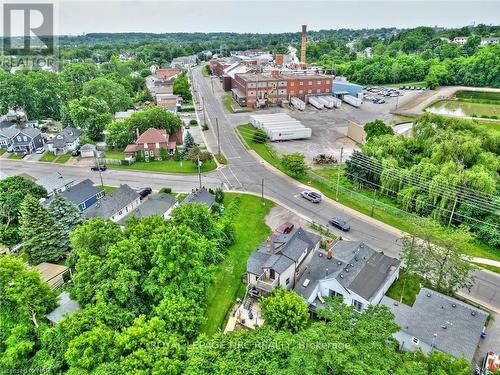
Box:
47 178 104 211
294 240 400 313
247 227 321 295
47 127 83 155
0 125 44 154
179 187 215 209
381 288 488 361
84 184 141 222
36 172 74 197
117 193 178 226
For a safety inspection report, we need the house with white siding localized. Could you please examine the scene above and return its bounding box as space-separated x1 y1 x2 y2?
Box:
294 241 400 313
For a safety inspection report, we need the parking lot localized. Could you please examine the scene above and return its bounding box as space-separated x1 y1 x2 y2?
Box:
233 88 426 164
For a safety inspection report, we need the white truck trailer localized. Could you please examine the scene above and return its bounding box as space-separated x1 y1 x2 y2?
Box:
308 96 324 109
291 97 306 111
332 97 342 108
343 95 362 108
316 96 334 109
267 127 312 141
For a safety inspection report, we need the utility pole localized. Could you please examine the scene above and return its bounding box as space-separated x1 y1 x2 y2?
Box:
211 77 214 94
94 151 104 187
335 147 343 201
216 117 221 155
370 189 377 217
201 97 206 125
197 155 202 188
448 195 458 226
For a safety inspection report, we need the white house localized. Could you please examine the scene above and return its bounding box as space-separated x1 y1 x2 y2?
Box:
47 127 83 155
480 37 500 46
294 241 400 313
453 36 469 45
84 184 141 222
246 227 321 295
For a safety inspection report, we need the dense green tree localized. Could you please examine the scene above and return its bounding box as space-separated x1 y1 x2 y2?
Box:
260 288 309 333
82 77 132 113
281 152 308 177
60 62 101 98
364 119 394 140
48 194 85 253
173 73 192 101
68 95 112 140
185 146 212 165
253 128 268 143
20 195 64 264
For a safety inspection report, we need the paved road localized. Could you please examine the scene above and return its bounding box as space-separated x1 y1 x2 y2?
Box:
191 67 500 313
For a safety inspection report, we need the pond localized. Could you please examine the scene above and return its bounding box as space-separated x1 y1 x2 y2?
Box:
426 100 499 118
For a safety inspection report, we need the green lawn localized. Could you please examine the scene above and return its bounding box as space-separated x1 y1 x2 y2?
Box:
54 153 71 164
0 149 6 155
109 158 217 174
102 185 116 194
104 150 124 160
236 125 500 263
474 263 500 274
223 92 252 113
474 119 500 135
386 271 429 306
8 153 24 160
40 152 57 162
176 193 187 202
201 193 274 335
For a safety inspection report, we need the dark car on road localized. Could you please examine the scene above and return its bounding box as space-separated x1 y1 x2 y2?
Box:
329 217 350 232
276 222 294 234
138 187 152 200
71 149 80 157
91 165 107 172
301 190 322 203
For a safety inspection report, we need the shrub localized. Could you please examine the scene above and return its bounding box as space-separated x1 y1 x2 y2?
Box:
281 152 308 177
189 119 198 126
253 129 268 143
202 123 209 131
173 147 181 161
159 187 172 194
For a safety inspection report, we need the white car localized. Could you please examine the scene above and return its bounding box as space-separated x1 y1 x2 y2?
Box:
35 147 45 154
301 190 322 203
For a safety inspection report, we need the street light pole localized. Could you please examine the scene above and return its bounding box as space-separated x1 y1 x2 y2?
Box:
94 151 104 188
216 118 221 155
197 155 202 188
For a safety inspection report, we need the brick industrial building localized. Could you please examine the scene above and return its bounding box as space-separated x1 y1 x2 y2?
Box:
231 72 332 108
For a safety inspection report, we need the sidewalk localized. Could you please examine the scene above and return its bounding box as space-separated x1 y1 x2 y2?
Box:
471 257 500 268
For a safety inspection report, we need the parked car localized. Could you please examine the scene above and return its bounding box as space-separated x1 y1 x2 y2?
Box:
329 217 350 232
91 165 107 172
71 149 81 157
301 190 322 203
138 187 152 200
35 147 44 154
276 222 294 234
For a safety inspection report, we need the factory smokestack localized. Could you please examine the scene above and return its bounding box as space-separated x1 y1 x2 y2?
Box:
300 25 307 64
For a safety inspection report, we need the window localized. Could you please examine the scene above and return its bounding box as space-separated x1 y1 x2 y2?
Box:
155 142 160 148
317 80 321 84
286 278 290 285
23 136 28 142
17 136 21 141
290 90 295 95
329 290 343 298
352 299 363 312
316 89 321 93
412 337 419 345
326 89 330 93
290 82 295 87
326 80 330 84
299 81 304 86
144 143 148 148
308 81 312 86
119 210 123 215
299 90 303 94
308 90 312 94
81 202 86 210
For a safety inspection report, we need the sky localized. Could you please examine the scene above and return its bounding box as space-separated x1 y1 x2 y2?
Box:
2 0 500 36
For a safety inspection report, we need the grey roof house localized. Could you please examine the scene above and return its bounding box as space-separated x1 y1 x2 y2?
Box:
36 172 74 197
381 288 488 361
117 193 178 226
0 126 44 154
47 127 83 155
294 241 400 312
46 291 81 325
85 184 141 222
180 187 215 209
47 179 104 211
247 227 321 295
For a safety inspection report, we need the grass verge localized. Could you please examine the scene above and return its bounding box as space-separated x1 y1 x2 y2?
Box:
103 150 124 160
236 124 500 263
102 185 116 194
201 193 274 335
8 153 24 159
55 153 71 164
0 149 6 156
40 152 57 162
109 158 217 174
223 92 252 113
473 263 500 274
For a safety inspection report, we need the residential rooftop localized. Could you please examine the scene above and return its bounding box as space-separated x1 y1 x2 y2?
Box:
46 291 81 325
85 184 140 220
117 193 177 226
36 172 74 196
180 187 215 209
381 288 488 361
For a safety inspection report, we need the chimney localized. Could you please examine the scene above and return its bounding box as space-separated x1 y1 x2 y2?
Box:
136 128 140 140
326 250 333 259
300 25 307 64
325 268 329 276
